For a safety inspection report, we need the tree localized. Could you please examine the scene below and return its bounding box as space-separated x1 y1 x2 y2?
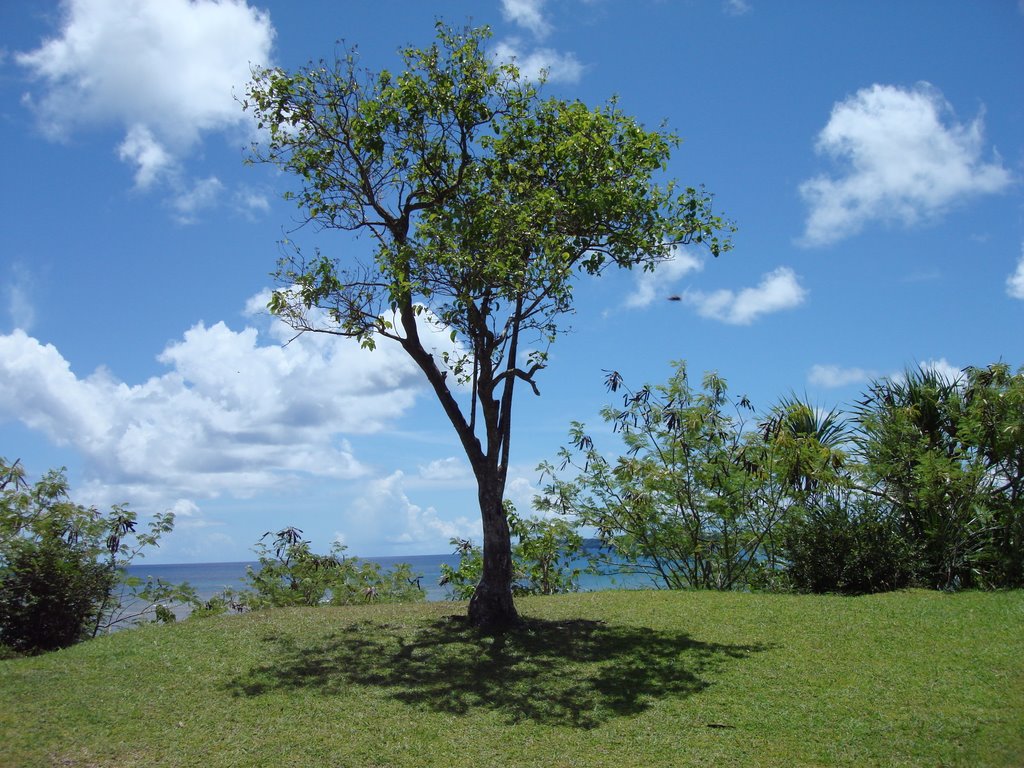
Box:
244 24 731 628
854 363 1024 588
959 362 1024 586
540 364 804 590
439 504 587 599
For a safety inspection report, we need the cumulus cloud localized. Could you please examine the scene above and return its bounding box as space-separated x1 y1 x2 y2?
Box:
799 83 1012 246
0 301 436 507
493 39 583 84
682 266 806 325
348 471 478 552
118 124 175 188
624 248 703 309
17 0 274 197
501 0 551 38
808 364 874 389
233 187 272 219
171 176 226 223
415 457 473 485
1007 244 1024 300
811 359 964 391
504 471 542 517
332 459 545 554
493 0 582 84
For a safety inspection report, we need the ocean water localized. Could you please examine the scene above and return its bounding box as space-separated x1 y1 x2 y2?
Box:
125 552 655 607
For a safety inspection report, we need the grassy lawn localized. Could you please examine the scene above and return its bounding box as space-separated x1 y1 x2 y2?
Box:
1 589 1021 767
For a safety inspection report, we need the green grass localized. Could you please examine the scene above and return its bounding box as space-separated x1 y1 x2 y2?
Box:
1 590 1022 767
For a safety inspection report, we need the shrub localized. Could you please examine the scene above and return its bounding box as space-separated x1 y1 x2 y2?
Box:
228 527 426 610
784 493 918 594
538 365 848 590
0 535 116 653
0 457 191 654
854 363 1024 589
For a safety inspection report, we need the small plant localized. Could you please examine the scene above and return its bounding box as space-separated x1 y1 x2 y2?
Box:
0 534 116 653
219 527 426 610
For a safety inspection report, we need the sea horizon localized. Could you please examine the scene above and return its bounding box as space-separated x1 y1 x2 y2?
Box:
125 550 652 607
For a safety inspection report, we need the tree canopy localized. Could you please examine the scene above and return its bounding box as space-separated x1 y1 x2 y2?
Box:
244 23 732 627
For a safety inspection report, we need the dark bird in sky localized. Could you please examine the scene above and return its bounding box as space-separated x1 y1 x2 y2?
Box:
667 295 682 301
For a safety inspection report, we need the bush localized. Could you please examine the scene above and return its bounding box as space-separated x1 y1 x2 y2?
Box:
854 363 1024 589
538 365 849 590
0 535 116 653
227 527 426 610
0 458 190 654
784 494 918 595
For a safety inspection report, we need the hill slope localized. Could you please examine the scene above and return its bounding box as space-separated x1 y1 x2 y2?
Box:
1 590 1022 767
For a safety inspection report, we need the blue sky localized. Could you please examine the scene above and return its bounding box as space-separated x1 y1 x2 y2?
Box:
1 0 1022 563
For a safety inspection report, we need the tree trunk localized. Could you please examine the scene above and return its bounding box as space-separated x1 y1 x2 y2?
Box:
468 477 519 630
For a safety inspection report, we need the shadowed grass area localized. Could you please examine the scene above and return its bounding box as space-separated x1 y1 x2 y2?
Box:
225 615 765 727
0 590 1022 767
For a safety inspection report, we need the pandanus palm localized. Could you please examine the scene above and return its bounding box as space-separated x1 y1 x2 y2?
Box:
761 394 849 497
854 365 989 588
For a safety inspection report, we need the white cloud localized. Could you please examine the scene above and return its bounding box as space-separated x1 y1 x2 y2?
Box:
883 358 963 387
0 304 434 507
799 83 1012 246
493 1 583 86
682 266 806 325
919 358 962 383
0 289 482 557
416 457 472 485
244 288 273 317
171 176 225 223
501 0 551 38
808 364 874 389
811 358 963 392
336 462 543 555
167 498 201 518
233 187 271 219
624 248 703 308
118 124 175 188
493 40 583 84
348 471 478 552
724 0 752 16
17 0 274 186
504 471 541 516
1007 244 1024 300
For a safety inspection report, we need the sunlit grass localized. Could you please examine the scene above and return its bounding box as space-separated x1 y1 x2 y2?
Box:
1 590 1021 767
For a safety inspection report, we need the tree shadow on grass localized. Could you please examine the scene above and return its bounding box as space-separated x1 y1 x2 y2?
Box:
224 615 767 728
